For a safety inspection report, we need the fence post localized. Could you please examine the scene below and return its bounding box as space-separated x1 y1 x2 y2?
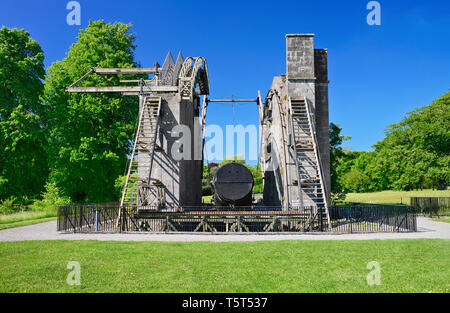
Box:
414 208 418 232
394 213 398 232
428 198 432 217
405 208 408 232
64 207 68 232
95 209 99 232
78 206 82 233
320 208 323 232
119 207 123 233
349 206 352 234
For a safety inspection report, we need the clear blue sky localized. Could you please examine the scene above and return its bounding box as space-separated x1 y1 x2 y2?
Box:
1 0 449 161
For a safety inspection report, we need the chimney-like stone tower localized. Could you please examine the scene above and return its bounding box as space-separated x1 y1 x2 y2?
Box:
286 34 330 204
262 34 330 208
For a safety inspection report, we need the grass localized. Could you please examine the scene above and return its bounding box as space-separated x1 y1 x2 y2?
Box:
202 195 212 204
0 217 57 230
0 239 448 293
0 210 57 230
433 217 450 223
345 190 450 205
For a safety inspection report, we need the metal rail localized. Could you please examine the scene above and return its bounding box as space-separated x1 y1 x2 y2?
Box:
206 99 258 103
58 204 417 233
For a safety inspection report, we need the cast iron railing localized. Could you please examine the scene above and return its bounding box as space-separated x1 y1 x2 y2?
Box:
58 204 417 233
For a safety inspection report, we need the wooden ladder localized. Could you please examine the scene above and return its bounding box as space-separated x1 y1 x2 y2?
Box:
289 97 330 228
120 97 162 211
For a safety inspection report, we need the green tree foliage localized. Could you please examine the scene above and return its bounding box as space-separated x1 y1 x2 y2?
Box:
336 151 375 193
329 123 351 202
336 151 362 185
32 181 71 213
0 27 47 202
372 92 450 190
335 92 450 193
342 170 370 193
250 164 263 194
43 21 140 203
201 164 213 196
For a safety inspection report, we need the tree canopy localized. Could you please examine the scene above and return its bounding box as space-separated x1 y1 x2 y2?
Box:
43 20 140 203
336 92 450 193
329 122 351 196
0 27 47 202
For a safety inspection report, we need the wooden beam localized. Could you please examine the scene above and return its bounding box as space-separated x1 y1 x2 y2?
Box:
93 68 160 75
65 86 178 93
119 80 155 83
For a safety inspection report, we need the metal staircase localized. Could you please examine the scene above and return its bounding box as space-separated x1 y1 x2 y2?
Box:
289 97 330 227
120 97 162 210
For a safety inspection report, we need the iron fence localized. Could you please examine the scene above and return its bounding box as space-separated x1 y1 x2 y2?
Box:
57 204 416 233
329 205 416 233
121 207 328 233
57 203 120 232
410 197 450 217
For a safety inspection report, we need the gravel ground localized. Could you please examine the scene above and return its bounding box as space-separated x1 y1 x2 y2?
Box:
0 217 448 242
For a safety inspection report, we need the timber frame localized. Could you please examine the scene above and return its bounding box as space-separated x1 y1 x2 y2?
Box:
65 59 209 98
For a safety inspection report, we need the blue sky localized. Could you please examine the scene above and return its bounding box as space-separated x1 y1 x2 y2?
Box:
1 0 449 163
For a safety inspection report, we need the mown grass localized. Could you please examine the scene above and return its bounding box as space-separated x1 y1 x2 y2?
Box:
345 190 450 205
433 217 450 223
0 239 448 293
0 211 57 230
0 217 57 230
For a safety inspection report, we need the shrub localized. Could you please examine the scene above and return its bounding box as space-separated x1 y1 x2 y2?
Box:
0 197 18 215
342 170 371 193
32 182 71 213
202 178 212 196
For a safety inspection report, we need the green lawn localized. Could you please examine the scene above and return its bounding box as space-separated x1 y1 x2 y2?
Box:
0 239 448 293
0 211 57 230
0 217 57 230
433 217 450 223
345 190 450 205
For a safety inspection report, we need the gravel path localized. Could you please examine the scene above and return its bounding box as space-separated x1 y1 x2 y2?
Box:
0 217 449 242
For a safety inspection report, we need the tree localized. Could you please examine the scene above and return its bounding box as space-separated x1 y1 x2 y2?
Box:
371 92 449 190
329 123 351 202
32 181 71 213
250 164 263 194
43 21 140 203
202 164 213 196
334 92 449 193
336 151 362 184
342 170 370 193
0 27 47 202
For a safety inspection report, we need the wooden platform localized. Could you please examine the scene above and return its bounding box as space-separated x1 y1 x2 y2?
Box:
126 209 327 233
